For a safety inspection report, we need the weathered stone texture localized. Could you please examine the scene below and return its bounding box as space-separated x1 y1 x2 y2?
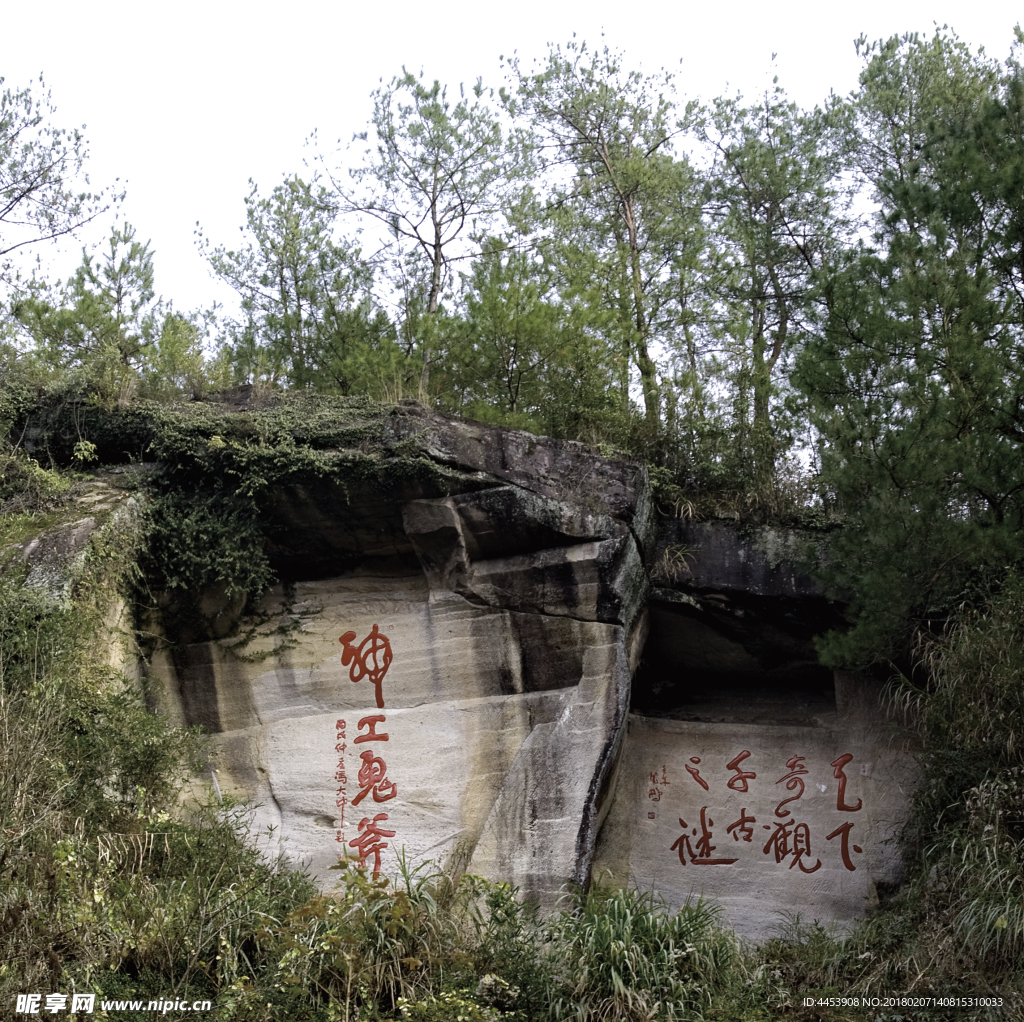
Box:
140 405 914 936
591 714 913 940
653 519 824 598
9 480 141 675
148 411 647 902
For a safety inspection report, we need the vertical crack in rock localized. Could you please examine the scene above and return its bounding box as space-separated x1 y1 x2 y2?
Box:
169 643 222 733
571 625 635 893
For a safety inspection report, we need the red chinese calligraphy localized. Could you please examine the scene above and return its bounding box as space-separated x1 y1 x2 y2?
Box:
670 807 739 865
726 808 757 843
774 755 808 818
825 821 863 871
338 633 399 867
354 714 390 744
348 813 396 874
352 750 398 806
663 748 873 877
762 819 822 873
684 756 709 792
340 625 392 709
726 750 756 792
648 764 670 802
830 754 863 812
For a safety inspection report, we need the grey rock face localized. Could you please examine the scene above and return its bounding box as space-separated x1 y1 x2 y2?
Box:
142 404 911 936
652 519 825 598
385 403 654 545
637 520 844 727
404 486 645 626
149 407 647 904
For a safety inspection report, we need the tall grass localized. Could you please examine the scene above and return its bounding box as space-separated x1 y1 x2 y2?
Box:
543 886 735 1022
890 571 1024 982
248 858 467 1020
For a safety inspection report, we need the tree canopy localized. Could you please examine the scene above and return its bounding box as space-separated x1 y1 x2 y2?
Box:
5 26 1024 667
0 75 115 287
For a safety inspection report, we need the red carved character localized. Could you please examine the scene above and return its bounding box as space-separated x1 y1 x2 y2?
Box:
684 756 709 792
334 719 348 830
348 813 396 874
351 751 397 806
648 765 669 802
355 714 390 743
830 754 863 812
726 808 757 843
726 750 756 792
762 819 822 873
825 821 863 871
340 625 393 709
774 755 808 818
671 807 739 865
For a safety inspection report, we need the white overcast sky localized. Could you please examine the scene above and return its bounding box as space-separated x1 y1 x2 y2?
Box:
1 0 1019 319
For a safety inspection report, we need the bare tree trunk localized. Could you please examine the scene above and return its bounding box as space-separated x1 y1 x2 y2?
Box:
420 214 444 394
628 222 659 423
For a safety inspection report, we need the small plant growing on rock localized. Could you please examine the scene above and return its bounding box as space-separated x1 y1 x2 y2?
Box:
73 438 98 463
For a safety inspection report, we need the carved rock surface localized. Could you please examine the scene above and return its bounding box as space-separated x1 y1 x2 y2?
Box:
591 712 913 940
155 576 632 903
150 409 646 903
142 406 913 936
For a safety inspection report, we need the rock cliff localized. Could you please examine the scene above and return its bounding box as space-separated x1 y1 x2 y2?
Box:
144 401 652 906
19 396 913 937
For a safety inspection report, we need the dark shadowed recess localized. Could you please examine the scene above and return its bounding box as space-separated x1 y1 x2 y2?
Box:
632 591 845 726
261 477 477 582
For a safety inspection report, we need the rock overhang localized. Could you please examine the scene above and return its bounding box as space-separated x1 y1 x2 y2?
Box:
31 395 909 937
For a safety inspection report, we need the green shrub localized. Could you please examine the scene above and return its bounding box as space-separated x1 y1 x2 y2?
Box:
396 989 513 1022
236 859 469 1021
0 448 70 512
887 570 1024 984
455 876 542 1014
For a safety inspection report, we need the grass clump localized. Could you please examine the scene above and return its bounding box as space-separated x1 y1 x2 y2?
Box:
543 886 735 1022
206 872 736 1022
881 570 1024 993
